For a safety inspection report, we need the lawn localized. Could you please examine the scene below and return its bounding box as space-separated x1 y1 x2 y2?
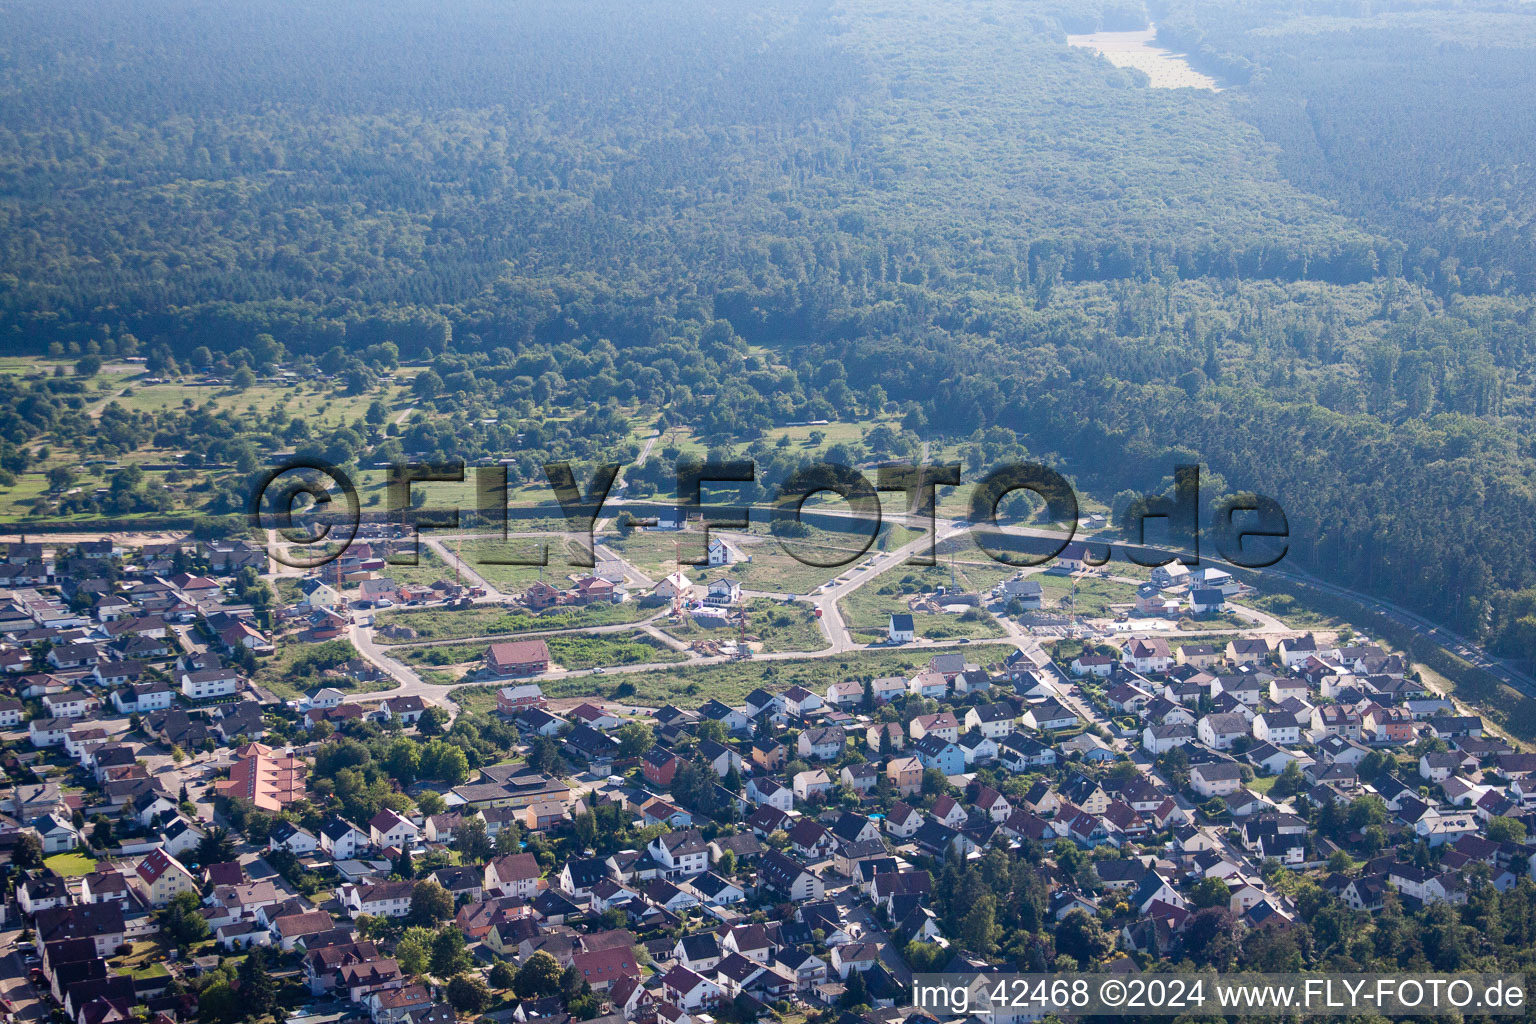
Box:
365 546 452 588
398 641 490 668
1036 575 1138 619
374 600 653 643
252 637 376 700
546 633 685 670
45 852 97 876
838 562 1008 642
0 473 51 519
453 537 599 590
740 598 829 654
846 609 1003 644
104 376 406 428
451 646 953 712
602 520 917 595
351 467 616 520
109 940 174 979
1244 589 1348 630
602 529 699 582
705 546 850 596
400 632 683 671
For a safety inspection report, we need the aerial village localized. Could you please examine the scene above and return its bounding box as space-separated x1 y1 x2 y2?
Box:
0 527 1526 1024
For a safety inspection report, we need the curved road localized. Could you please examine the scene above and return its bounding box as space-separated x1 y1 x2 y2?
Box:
338 515 1297 715
328 497 1527 741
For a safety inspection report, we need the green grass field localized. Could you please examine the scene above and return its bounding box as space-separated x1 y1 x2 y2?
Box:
251 637 392 700
838 561 1009 642
375 600 653 643
1244 588 1348 630
45 852 97 877
450 645 949 712
400 631 683 671
546 633 684 670
1037 576 1138 619
605 519 963 597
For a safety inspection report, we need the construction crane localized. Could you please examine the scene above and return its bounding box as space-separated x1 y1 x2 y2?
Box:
736 601 751 659
671 539 685 619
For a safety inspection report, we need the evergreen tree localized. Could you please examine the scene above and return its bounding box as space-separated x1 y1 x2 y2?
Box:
238 947 277 1021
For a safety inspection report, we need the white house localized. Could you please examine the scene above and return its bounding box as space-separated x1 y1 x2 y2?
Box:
368 809 420 850
340 880 414 918
268 822 320 856
661 966 723 1011
703 578 742 608
1198 713 1250 751
180 667 241 700
963 703 1018 739
707 538 749 567
1252 711 1301 746
28 717 71 748
1142 724 1194 755
1069 654 1114 677
306 687 348 710
320 818 369 860
1124 638 1173 674
746 776 794 813
1022 700 1078 732
483 853 541 898
653 573 695 602
649 831 710 879
1190 763 1244 799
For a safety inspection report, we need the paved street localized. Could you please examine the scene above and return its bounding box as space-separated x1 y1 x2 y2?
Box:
0 946 46 1024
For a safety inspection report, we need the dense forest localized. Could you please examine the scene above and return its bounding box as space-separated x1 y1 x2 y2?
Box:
4 0 1536 660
